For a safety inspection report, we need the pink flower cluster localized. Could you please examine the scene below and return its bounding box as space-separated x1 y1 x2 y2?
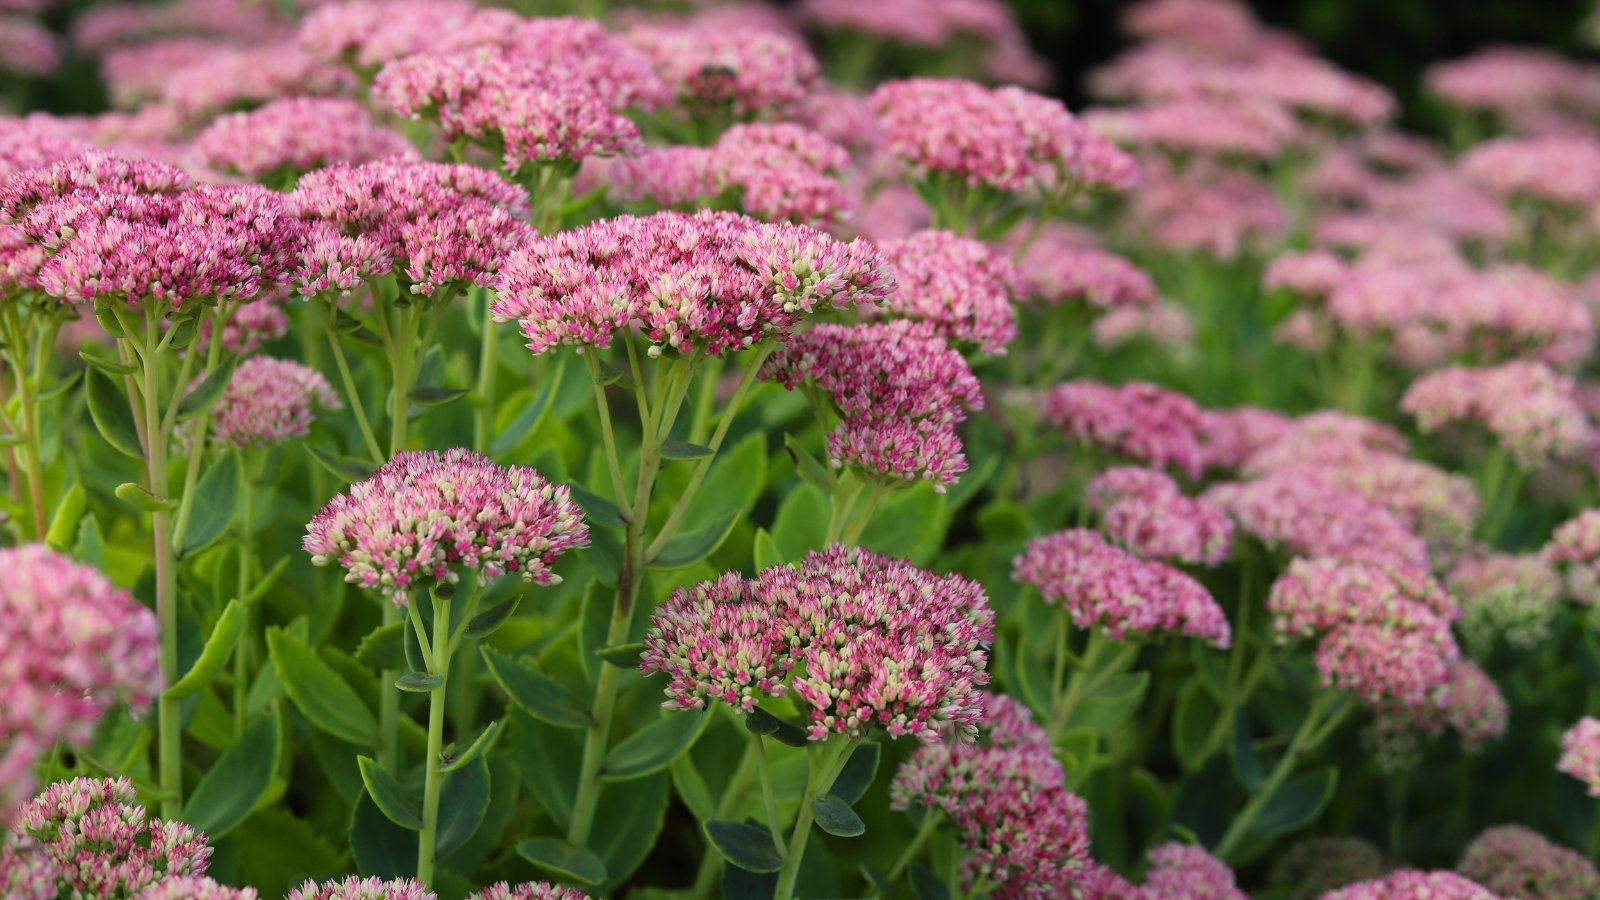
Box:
1324 870 1499 899
624 23 819 118
611 123 851 226
202 356 340 448
0 115 95 183
203 295 289 355
287 158 530 296
871 230 1020 354
641 545 995 742
890 695 1093 897
1085 96 1301 161
1196 405 1293 472
288 877 433 900
1459 136 1600 209
1447 552 1561 655
0 546 160 817
1040 379 1205 477
799 0 1047 88
870 78 1139 195
1457 825 1598 900
0 15 57 76
1266 556 1460 706
1544 510 1600 604
139 876 259 899
1427 46 1600 124
195 98 413 180
1084 841 1246 900
373 46 642 175
1402 362 1592 469
1 777 211 896
1126 158 1287 260
2 153 304 306
298 0 518 72
1007 224 1157 310
491 209 894 357
762 321 982 489
1561 717 1600 797
303 449 589 604
1206 472 1430 571
1013 528 1230 647
154 42 354 120
472 884 590 900
1087 466 1233 565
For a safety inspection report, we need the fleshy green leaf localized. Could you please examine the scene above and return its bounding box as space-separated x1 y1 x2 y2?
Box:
79 346 137 376
481 646 592 728
827 742 880 805
784 434 834 490
752 528 782 571
660 440 715 461
1253 766 1337 837
409 385 469 407
176 453 240 557
650 510 739 569
704 820 784 873
1172 680 1222 772
516 837 607 885
436 754 490 855
594 642 644 668
909 864 950 900
464 595 521 639
176 360 237 421
811 795 865 837
438 719 501 774
164 599 245 699
395 672 444 692
355 621 407 670
357 756 422 830
45 483 86 551
600 711 711 782
182 709 280 838
266 627 377 746
115 482 177 513
569 483 624 528
745 707 809 748
305 445 377 484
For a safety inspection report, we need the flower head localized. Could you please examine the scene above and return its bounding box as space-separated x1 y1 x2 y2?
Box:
202 356 340 448
1457 825 1598 900
871 230 1020 355
1559 717 1600 797
287 877 434 900
1267 837 1385 900
1205 472 1431 571
3 777 211 896
1323 870 1499 899
304 449 589 604
491 210 894 357
1401 362 1591 469
196 98 414 180
1447 553 1561 655
625 24 819 118
1138 843 1247 900
1014 528 1230 647
1088 466 1233 565
466 884 590 900
1040 379 1205 477
137 876 260 899
0 547 160 817
1541 510 1600 604
641 545 995 742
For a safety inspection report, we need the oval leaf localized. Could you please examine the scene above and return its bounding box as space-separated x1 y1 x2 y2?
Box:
79 346 137 376
85 369 142 458
305 445 377 484
409 385 469 407
481 645 592 728
357 755 422 830
784 434 834 491
182 709 281 839
827 741 881 806
811 794 865 837
704 820 784 873
600 711 711 782
355 621 406 671
176 360 237 421
436 754 490 855
464 595 521 640
1254 766 1337 837
517 837 607 885
651 510 739 569
569 484 624 528
266 627 377 746
745 707 809 748
45 483 86 551
177 453 240 557
395 672 445 693
115 482 177 513
165 598 245 699
660 440 715 461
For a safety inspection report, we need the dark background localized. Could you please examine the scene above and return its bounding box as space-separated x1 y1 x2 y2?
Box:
1015 0 1596 128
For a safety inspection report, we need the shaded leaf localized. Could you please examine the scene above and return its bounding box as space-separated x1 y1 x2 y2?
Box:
517 837 606 885
704 820 784 873
357 756 422 830
481 646 592 728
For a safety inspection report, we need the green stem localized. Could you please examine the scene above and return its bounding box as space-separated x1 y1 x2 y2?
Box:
752 734 787 859
824 476 864 547
1050 633 1138 735
234 452 258 738
472 288 497 454
1387 770 1409 860
130 304 183 818
839 483 887 546
317 300 385 464
170 304 233 550
773 736 856 900
1215 691 1347 859
416 591 454 888
886 808 940 882
3 305 48 538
